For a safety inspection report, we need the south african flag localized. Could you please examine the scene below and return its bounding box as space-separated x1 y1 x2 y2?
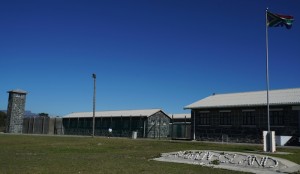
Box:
267 11 294 29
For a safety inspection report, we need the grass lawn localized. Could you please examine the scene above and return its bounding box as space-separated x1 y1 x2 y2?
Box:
1 134 300 174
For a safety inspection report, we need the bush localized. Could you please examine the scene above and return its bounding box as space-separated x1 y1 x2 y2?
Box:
0 112 6 132
210 159 220 165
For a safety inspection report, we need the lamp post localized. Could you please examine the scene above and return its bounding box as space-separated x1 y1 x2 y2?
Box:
92 73 96 137
193 111 196 140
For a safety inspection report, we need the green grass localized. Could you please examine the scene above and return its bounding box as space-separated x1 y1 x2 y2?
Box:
1 134 300 174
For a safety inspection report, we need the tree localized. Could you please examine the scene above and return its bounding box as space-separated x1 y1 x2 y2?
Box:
0 111 7 131
38 113 49 117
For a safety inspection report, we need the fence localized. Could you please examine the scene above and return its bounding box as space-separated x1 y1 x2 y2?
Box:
170 122 191 140
22 117 63 135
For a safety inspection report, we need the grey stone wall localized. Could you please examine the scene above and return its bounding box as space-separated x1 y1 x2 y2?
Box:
147 111 170 138
6 91 27 133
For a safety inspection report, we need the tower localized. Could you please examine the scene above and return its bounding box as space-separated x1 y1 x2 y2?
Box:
6 89 27 133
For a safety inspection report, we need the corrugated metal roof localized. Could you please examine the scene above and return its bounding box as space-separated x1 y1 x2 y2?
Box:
168 114 191 119
185 88 300 109
63 109 163 118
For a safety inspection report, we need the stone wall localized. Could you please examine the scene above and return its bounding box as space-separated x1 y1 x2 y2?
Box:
6 91 27 133
146 111 170 138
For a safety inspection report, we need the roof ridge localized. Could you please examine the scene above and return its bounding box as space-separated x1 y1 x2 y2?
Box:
94 109 162 113
212 87 300 96
68 108 161 114
168 113 190 115
97 108 161 111
66 109 162 115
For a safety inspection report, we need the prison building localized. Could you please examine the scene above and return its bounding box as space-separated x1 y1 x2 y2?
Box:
169 114 191 140
62 109 170 138
185 88 300 145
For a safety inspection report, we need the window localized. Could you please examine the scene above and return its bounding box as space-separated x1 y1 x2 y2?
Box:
87 119 93 128
242 111 255 125
111 120 116 129
70 119 77 128
270 111 284 126
123 120 129 129
103 119 110 128
96 119 102 128
220 112 231 125
78 119 84 128
199 113 210 125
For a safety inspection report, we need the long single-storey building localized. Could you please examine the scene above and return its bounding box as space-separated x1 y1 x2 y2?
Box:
185 88 300 145
63 109 170 138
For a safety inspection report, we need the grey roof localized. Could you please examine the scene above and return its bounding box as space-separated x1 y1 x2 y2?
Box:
63 109 164 118
185 88 300 109
168 114 191 119
7 89 27 94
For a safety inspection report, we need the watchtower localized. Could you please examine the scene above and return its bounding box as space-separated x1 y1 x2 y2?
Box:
6 89 27 133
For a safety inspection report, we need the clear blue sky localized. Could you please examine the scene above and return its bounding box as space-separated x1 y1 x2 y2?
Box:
0 0 299 116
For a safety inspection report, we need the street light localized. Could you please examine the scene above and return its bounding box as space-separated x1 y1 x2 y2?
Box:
92 73 96 137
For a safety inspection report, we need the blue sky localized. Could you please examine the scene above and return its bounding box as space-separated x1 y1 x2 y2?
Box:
0 0 299 116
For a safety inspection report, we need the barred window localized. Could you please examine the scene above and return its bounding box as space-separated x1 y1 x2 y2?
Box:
220 112 231 125
96 119 102 128
270 111 284 126
123 120 129 129
199 113 210 125
103 119 110 128
78 119 84 128
70 119 77 128
242 112 255 125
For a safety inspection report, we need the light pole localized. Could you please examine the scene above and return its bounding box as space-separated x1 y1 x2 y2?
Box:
193 111 196 140
92 73 96 137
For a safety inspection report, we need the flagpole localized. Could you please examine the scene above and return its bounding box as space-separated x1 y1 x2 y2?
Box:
266 8 271 151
